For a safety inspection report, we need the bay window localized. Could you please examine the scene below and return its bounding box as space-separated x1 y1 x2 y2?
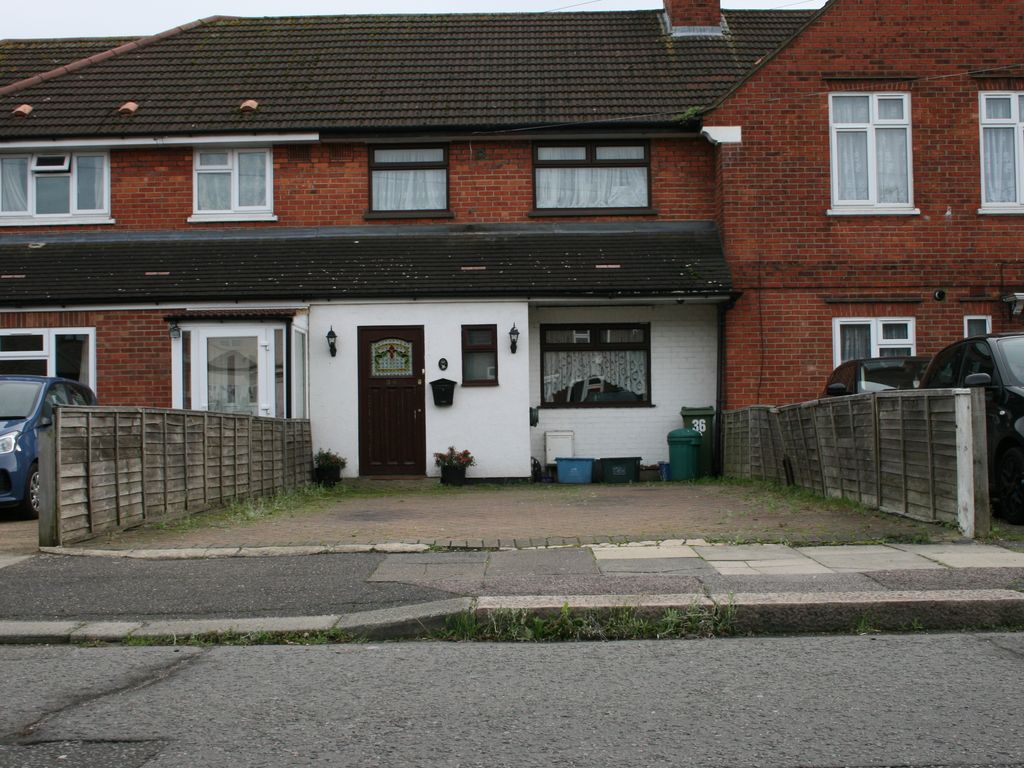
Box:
533 142 650 211
0 152 109 223
541 324 650 406
829 94 914 213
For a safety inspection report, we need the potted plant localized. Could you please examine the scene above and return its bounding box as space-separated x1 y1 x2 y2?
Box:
313 449 346 487
434 446 475 486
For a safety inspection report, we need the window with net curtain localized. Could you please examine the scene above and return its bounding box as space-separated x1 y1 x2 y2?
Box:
835 318 914 365
534 144 649 209
541 325 649 405
195 149 270 213
830 94 911 209
0 153 107 217
980 94 1024 207
371 147 447 212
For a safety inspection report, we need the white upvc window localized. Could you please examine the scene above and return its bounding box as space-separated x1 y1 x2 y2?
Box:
189 148 275 222
0 328 96 387
0 152 111 225
978 93 1024 212
828 93 915 214
964 315 992 337
832 317 916 366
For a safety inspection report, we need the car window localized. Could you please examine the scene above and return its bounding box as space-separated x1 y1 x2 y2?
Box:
859 359 927 392
64 384 89 406
0 381 43 419
41 384 70 420
961 341 998 384
925 344 965 388
998 337 1024 386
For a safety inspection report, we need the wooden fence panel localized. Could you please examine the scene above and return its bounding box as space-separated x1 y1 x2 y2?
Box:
722 389 989 536
47 407 313 546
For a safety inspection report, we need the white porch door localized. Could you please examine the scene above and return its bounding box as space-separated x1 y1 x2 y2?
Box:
193 326 276 417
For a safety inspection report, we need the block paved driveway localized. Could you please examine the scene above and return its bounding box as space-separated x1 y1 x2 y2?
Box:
66 480 962 553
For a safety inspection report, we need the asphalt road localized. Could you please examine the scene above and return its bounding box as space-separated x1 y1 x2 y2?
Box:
0 554 455 621
2 633 1024 767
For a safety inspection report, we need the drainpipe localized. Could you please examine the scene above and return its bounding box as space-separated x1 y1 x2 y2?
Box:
714 292 740 476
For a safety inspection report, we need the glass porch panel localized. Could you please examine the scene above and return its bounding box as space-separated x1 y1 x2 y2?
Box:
55 334 90 385
0 360 48 376
206 336 259 414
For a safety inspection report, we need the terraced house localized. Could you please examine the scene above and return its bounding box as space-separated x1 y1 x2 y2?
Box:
0 0 1019 479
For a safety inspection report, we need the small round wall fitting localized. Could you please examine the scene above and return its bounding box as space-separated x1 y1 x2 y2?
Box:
438 358 448 371
933 289 947 301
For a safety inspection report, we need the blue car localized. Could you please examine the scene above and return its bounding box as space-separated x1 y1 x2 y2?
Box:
0 376 97 518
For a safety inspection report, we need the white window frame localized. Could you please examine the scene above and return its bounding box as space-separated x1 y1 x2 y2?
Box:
188 147 276 223
828 93 917 215
0 327 97 387
978 92 1024 213
171 322 288 417
964 315 992 337
291 320 309 419
0 151 112 226
832 317 916 366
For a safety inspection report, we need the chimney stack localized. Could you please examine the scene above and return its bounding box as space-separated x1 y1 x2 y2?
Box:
663 0 723 37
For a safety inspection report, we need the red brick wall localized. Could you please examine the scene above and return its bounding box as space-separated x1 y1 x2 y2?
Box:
706 0 1024 408
0 310 175 407
2 138 715 234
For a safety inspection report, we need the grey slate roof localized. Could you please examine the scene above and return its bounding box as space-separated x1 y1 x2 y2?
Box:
0 37 135 88
0 223 729 306
0 10 813 138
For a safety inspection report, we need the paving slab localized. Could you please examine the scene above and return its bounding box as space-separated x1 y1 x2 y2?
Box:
798 545 945 572
591 545 698 560
893 544 1024 568
485 548 599 578
693 544 799 561
596 557 715 575
708 556 833 576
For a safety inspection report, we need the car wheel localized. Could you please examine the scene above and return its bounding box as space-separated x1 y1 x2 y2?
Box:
16 462 40 520
996 447 1024 525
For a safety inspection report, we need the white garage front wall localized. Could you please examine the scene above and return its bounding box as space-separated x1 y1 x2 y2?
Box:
529 304 718 467
309 300 532 478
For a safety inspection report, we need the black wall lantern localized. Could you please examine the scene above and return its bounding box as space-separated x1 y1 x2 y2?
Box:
168 322 181 340
509 323 520 354
326 326 338 357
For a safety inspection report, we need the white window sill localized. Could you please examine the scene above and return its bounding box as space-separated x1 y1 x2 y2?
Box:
0 215 115 227
977 207 1024 215
827 208 920 217
187 212 278 223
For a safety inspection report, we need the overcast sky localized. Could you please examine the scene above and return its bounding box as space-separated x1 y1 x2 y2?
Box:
4 0 826 40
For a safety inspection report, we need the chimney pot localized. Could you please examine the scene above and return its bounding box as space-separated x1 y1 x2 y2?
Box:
11 104 32 118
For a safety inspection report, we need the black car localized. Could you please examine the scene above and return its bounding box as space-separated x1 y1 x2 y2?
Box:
917 332 1024 523
823 356 930 398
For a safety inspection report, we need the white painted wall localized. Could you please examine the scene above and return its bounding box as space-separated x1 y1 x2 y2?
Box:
528 304 719 466
309 300 531 479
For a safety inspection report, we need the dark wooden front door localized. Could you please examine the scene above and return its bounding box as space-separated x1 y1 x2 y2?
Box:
358 326 426 475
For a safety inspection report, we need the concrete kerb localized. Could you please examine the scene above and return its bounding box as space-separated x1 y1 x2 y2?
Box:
4 590 1024 644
